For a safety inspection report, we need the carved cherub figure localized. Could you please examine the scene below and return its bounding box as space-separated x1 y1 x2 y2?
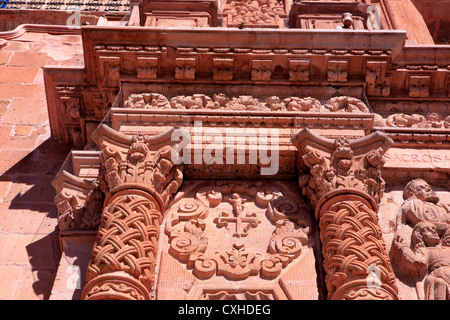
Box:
393 222 450 300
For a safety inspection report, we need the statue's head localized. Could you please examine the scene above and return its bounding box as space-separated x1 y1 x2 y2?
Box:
403 178 439 204
442 227 450 247
412 221 440 248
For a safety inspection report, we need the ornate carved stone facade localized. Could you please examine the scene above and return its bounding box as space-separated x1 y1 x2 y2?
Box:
14 0 446 300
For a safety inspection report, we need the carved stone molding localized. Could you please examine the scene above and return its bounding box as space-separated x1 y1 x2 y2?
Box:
291 128 398 300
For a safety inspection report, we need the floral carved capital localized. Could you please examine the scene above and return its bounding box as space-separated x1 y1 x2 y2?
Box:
93 125 184 209
52 171 103 235
292 128 394 212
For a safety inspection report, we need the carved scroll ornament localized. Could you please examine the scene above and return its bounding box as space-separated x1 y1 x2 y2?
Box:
165 182 311 281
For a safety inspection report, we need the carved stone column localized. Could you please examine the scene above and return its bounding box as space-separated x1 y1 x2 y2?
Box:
292 128 398 300
81 130 183 300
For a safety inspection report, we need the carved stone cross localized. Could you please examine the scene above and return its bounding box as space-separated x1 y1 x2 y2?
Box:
214 193 261 238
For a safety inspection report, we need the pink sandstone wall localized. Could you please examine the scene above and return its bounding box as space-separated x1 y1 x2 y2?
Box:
0 30 82 299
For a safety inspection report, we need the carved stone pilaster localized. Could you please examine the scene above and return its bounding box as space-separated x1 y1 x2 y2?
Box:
81 127 183 300
292 128 398 300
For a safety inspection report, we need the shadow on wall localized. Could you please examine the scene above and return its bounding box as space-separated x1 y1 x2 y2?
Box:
0 137 72 299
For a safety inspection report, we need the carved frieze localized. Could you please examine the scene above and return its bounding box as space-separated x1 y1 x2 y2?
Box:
121 92 371 114
384 113 449 129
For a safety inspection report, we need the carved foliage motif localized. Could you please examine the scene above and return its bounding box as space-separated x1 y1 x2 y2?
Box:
99 134 183 206
296 134 388 208
123 92 370 113
165 182 310 280
223 0 285 28
55 183 104 233
384 113 450 129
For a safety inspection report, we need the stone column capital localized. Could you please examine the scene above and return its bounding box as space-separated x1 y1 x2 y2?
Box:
292 128 394 217
93 125 184 210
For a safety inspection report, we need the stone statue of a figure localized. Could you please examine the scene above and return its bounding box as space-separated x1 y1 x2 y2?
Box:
398 178 450 230
393 222 450 300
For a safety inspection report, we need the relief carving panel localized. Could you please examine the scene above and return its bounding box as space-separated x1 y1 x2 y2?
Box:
386 178 450 300
156 180 322 300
